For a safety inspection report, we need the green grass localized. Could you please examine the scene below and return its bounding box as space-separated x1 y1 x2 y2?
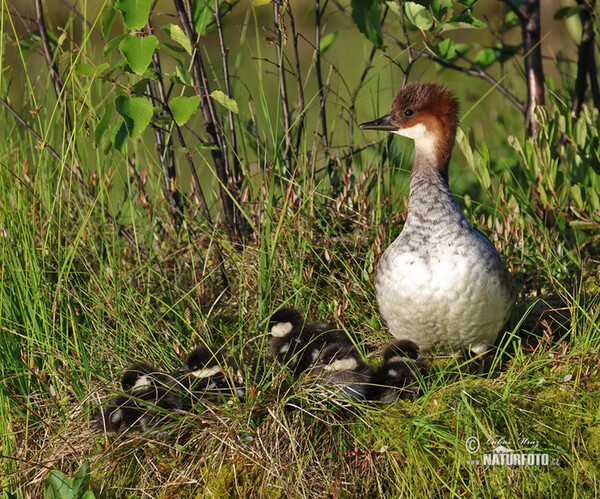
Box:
1 2 600 498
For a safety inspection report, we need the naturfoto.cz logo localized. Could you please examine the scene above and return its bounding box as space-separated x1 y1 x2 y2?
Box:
464 436 561 467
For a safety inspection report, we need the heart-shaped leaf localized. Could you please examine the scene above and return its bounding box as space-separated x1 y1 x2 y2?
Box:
115 0 152 30
169 95 201 125
119 35 158 75
404 2 433 31
44 471 73 499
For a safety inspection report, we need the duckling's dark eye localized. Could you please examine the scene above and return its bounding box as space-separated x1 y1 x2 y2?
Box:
403 109 414 117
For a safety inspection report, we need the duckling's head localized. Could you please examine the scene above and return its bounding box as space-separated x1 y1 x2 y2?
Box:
121 362 158 392
184 346 225 378
268 307 305 339
317 343 363 372
383 339 422 362
359 82 459 168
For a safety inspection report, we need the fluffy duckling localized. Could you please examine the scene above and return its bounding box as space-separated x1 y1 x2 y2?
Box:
371 340 430 402
268 307 348 375
91 395 154 435
180 346 245 402
310 343 373 401
121 362 182 411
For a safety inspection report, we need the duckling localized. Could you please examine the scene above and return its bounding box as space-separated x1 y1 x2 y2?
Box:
370 340 430 402
121 362 182 411
268 307 348 375
91 395 154 435
180 346 245 401
310 343 373 401
359 82 516 356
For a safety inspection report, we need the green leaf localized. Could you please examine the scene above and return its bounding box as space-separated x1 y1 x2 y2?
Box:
426 38 455 59
554 6 585 20
385 1 401 17
351 0 384 49
499 10 520 34
115 95 153 138
111 120 128 152
82 492 96 499
472 47 499 68
445 13 487 30
44 471 73 499
404 2 433 31
195 142 220 151
119 35 158 75
173 65 193 87
102 1 117 39
72 462 90 499
160 43 186 64
164 24 191 55
192 0 215 35
253 0 271 5
169 95 200 125
319 31 339 54
115 0 152 30
211 90 238 114
103 34 127 57
95 102 114 145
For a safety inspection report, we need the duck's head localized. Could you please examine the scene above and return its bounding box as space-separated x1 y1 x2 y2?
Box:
359 82 459 168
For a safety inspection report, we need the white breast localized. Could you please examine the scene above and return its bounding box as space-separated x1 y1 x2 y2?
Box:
376 234 514 355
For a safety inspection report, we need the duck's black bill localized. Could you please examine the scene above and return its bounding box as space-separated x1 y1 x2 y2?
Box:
359 114 397 131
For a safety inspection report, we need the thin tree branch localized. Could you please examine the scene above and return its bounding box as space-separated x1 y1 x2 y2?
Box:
273 0 293 172
288 3 306 155
215 0 242 185
314 0 335 187
174 0 242 242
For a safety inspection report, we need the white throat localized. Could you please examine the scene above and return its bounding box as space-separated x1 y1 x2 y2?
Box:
393 122 438 163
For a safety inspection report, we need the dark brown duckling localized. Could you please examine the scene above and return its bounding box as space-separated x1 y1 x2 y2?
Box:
370 340 430 402
268 307 348 375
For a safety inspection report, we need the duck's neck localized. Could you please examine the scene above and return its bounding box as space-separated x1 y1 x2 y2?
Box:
405 140 465 227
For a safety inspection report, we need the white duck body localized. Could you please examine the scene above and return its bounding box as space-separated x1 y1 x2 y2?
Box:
361 82 516 355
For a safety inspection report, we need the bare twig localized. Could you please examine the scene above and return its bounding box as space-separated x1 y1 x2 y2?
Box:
214 0 242 185
273 0 293 172
314 0 335 187
146 23 183 227
174 0 243 242
503 0 545 136
288 3 306 155
383 32 526 115
571 0 595 118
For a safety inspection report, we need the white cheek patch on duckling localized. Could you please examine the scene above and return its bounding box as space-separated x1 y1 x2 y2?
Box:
270 321 293 338
131 375 151 391
387 369 399 378
190 366 222 379
279 343 290 354
388 355 412 363
323 357 358 372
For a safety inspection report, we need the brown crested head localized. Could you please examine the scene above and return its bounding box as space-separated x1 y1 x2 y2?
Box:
359 82 459 170
389 82 459 167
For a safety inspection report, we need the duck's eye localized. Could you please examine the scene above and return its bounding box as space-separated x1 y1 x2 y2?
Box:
403 109 414 117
